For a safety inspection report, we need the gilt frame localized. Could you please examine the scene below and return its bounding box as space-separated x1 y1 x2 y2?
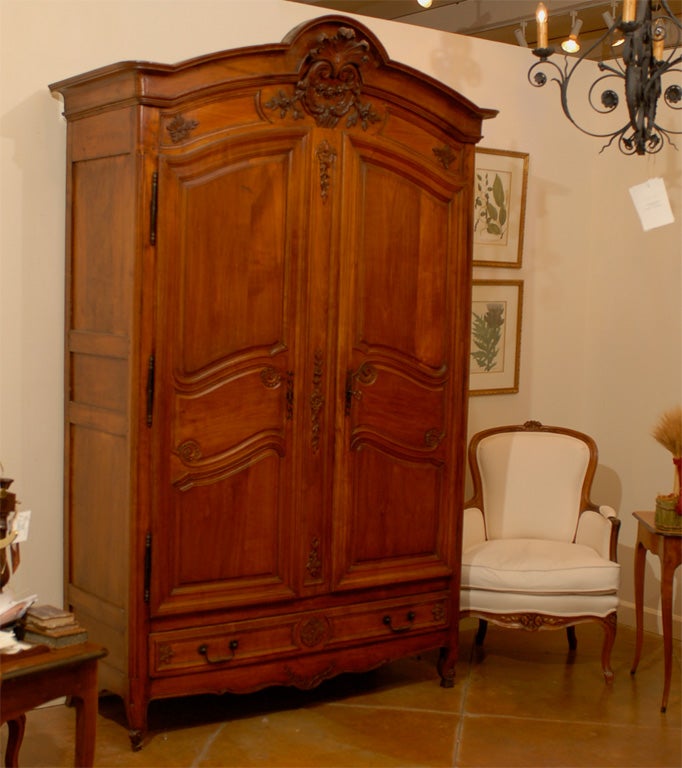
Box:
473 148 528 268
469 279 523 396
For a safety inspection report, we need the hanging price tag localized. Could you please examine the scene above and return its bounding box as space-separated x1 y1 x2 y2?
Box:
9 510 31 543
629 177 675 231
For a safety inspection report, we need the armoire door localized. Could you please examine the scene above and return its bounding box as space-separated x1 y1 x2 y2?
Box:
149 127 313 617
333 132 469 591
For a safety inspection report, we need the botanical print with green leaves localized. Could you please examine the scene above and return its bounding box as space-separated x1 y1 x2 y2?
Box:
474 168 511 244
471 302 505 372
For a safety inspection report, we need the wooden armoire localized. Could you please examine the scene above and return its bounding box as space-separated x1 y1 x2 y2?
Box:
50 16 495 746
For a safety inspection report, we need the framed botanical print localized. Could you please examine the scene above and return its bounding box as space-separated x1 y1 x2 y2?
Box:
473 148 529 268
469 280 523 396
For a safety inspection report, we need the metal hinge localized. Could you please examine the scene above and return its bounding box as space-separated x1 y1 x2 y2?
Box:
146 354 155 427
144 532 152 604
149 171 158 245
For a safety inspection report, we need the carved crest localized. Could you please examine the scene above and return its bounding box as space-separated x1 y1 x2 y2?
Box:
266 27 381 130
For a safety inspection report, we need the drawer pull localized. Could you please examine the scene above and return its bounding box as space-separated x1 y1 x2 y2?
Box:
198 639 239 664
382 611 416 633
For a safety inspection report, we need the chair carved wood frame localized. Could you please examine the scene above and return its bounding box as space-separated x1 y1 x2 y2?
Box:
460 421 621 681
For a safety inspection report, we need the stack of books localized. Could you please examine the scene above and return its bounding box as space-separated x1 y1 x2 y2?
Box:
23 604 88 648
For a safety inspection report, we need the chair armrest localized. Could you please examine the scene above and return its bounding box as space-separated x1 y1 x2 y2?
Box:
463 506 487 552
575 505 620 561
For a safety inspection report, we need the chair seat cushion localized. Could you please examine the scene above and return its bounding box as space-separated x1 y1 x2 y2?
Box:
462 538 620 595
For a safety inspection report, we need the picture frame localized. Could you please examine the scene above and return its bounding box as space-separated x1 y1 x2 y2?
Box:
473 148 529 268
469 280 523 396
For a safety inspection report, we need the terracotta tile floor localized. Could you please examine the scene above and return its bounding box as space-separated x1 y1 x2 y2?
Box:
3 621 680 767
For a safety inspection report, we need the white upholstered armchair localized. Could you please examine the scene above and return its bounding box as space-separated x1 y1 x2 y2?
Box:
460 421 621 681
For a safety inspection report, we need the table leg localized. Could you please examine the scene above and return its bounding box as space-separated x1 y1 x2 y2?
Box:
4 714 25 768
630 538 647 675
73 659 99 767
660 548 675 713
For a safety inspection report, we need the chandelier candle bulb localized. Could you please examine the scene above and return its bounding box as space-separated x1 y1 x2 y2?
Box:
536 3 549 49
623 0 637 22
653 28 665 60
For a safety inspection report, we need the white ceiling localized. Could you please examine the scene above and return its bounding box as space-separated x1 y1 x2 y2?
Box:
288 1 682 61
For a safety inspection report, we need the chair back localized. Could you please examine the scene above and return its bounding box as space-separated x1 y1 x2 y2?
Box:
470 423 597 542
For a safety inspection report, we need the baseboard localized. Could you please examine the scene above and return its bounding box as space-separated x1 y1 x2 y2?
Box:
619 600 682 640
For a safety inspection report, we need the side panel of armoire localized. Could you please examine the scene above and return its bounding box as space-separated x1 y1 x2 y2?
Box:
63 104 152 705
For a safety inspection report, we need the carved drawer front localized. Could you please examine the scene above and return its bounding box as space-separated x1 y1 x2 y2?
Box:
331 592 450 645
150 592 450 678
150 616 299 677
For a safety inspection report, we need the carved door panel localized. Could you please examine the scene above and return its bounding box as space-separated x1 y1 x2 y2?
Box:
150 131 311 616
333 134 468 591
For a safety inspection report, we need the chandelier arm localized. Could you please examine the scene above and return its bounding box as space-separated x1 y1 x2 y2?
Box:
527 56 565 89
598 61 625 77
526 0 681 155
659 0 682 32
587 73 624 116
530 53 633 143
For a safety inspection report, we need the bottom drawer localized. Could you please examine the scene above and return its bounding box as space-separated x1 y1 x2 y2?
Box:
149 591 450 677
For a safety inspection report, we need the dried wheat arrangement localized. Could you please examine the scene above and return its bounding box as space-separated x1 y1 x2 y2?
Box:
652 406 682 518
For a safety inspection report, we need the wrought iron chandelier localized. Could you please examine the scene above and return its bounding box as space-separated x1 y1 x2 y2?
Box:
528 0 682 155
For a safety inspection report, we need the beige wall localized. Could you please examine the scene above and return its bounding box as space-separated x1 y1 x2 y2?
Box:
1 0 680 638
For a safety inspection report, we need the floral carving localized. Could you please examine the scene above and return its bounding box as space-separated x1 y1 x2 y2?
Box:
310 350 324 451
166 114 199 143
297 615 331 648
261 367 282 389
158 643 174 666
284 664 336 689
176 440 202 462
306 536 322 580
425 429 445 448
356 362 377 386
265 27 381 130
498 613 568 631
432 602 446 623
433 144 456 170
316 140 336 201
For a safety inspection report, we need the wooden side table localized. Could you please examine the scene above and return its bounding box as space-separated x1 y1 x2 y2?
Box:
630 510 682 713
0 641 107 767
